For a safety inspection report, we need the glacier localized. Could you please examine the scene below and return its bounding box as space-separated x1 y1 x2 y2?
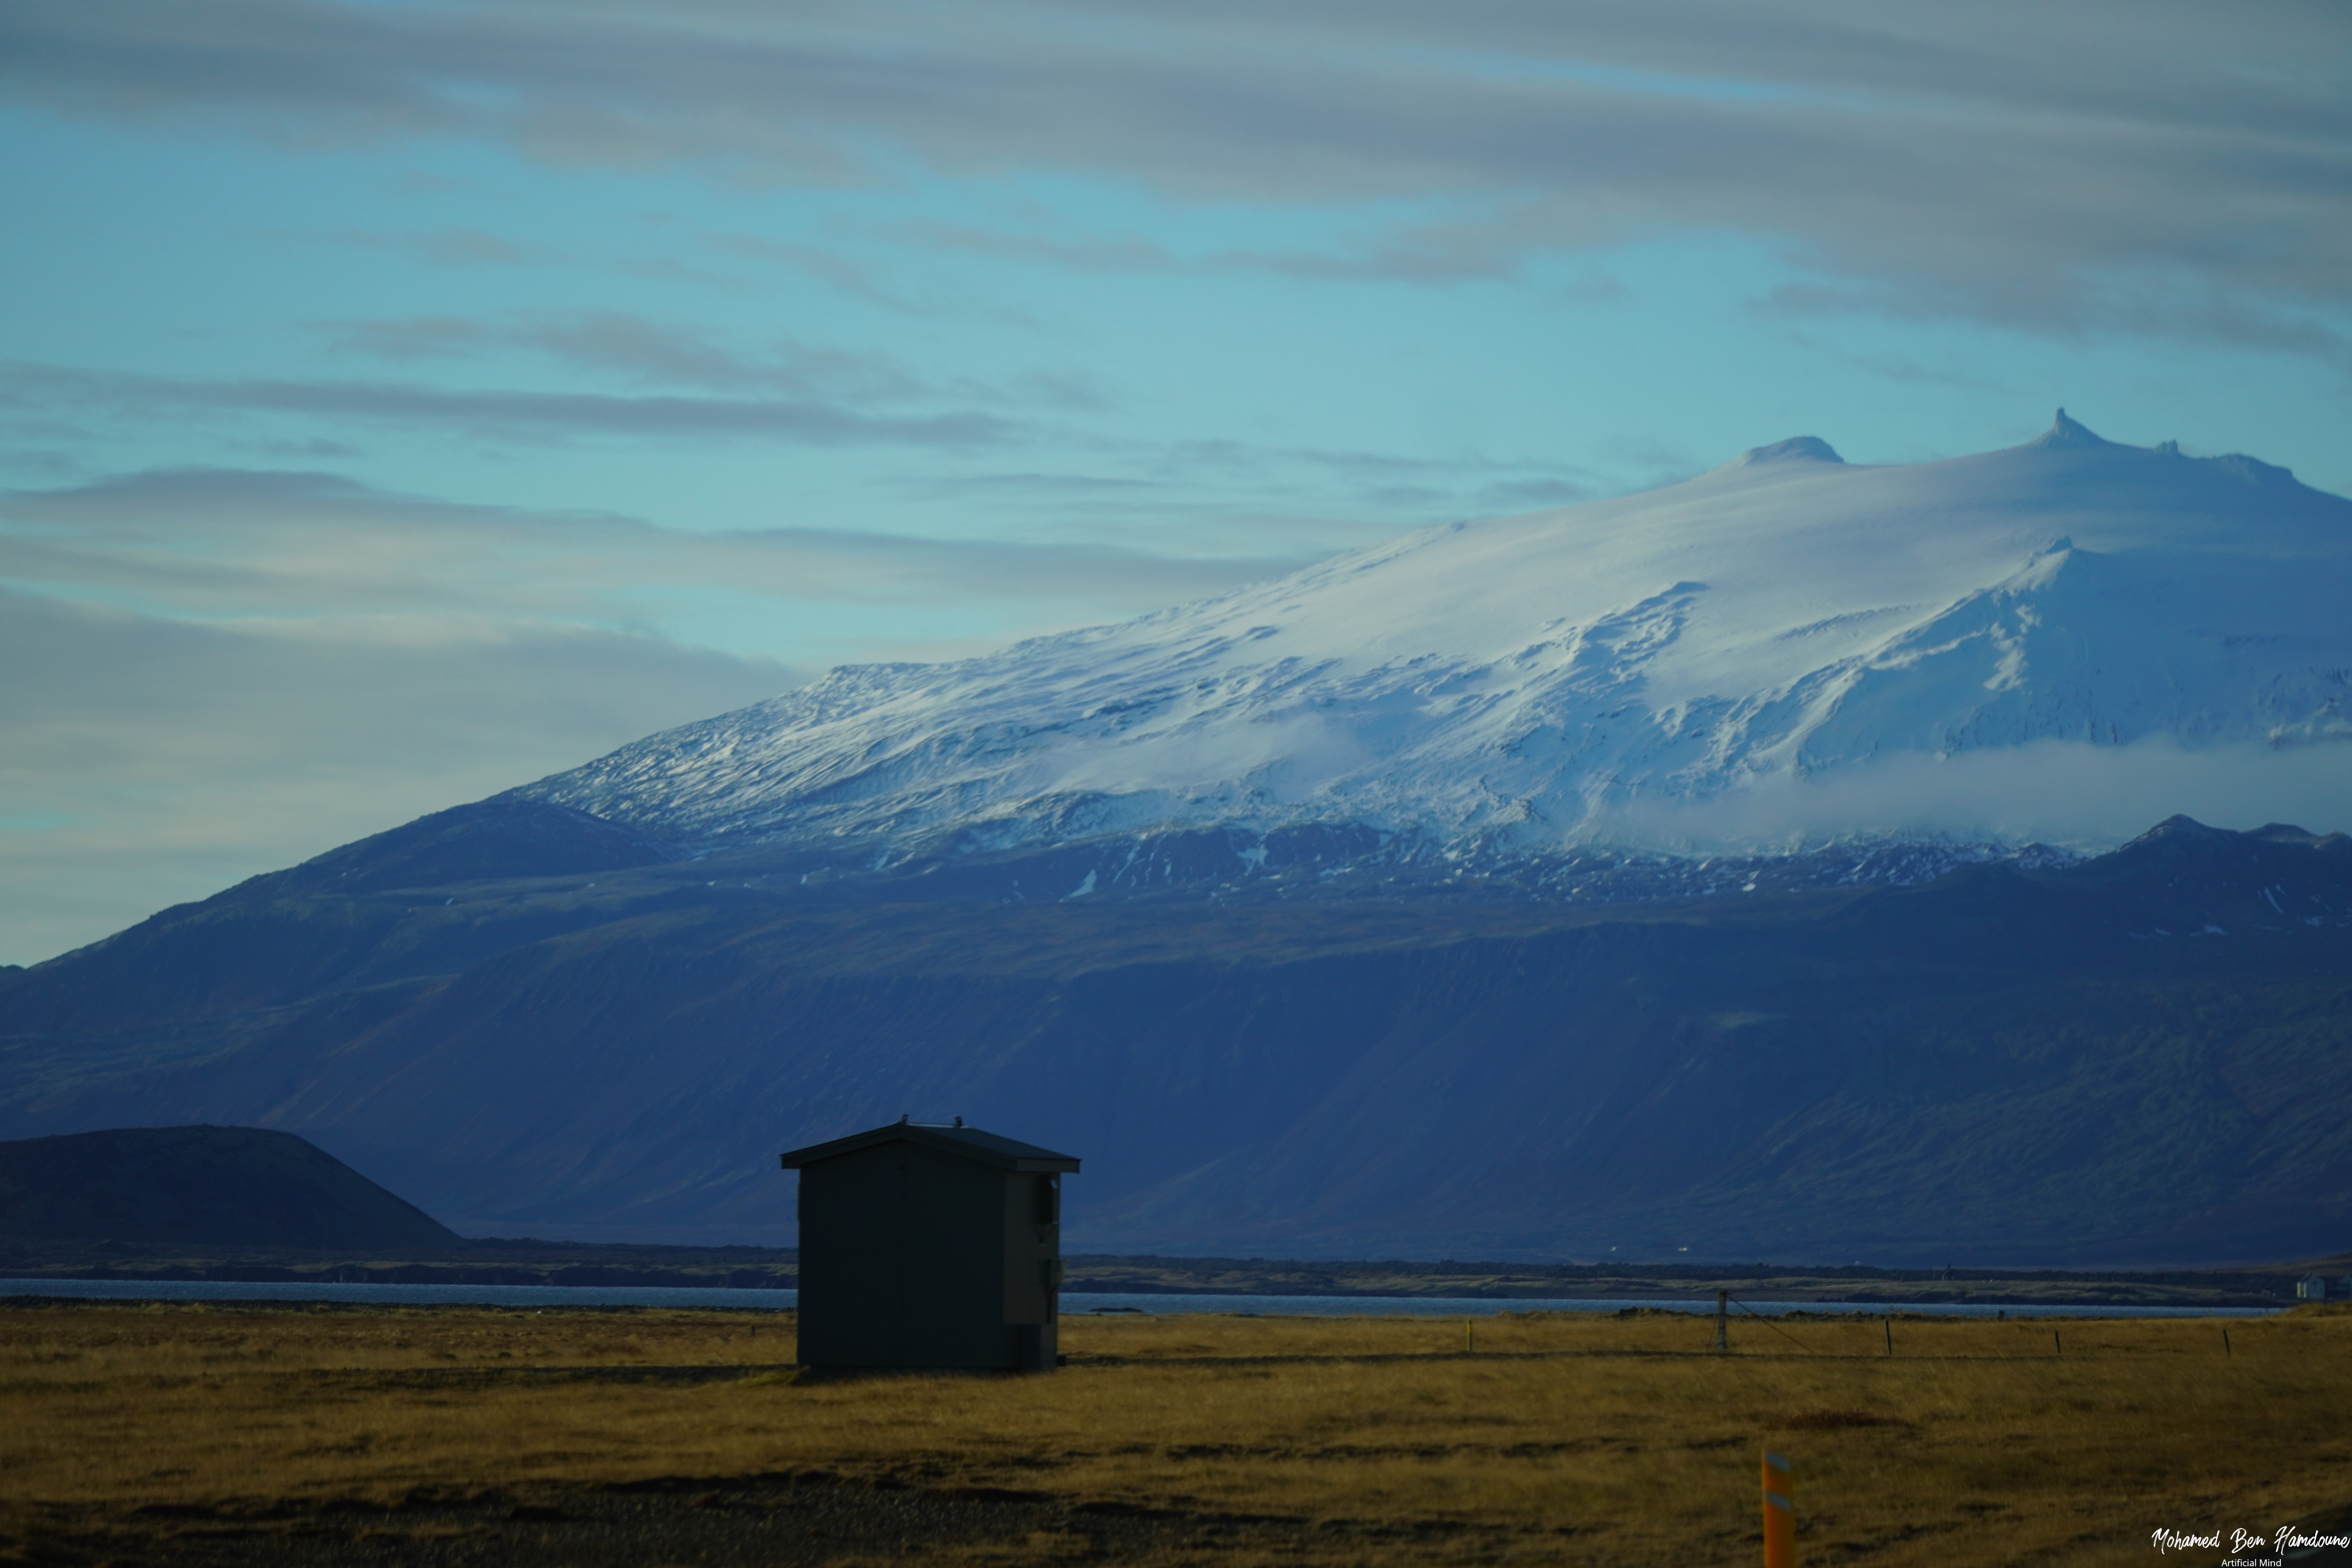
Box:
511 412 2352 875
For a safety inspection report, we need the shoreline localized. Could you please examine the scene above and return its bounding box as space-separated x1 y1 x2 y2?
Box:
0 1242 2325 1309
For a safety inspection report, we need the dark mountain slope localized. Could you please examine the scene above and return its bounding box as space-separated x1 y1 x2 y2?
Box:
0 1125 458 1249
2 802 691 1039
239 799 685 900
2 813 2347 1265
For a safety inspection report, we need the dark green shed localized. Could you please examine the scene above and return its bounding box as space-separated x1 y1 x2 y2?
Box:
780 1119 1080 1372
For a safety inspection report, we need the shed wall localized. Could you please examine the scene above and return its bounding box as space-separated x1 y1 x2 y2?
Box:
797 1141 1008 1368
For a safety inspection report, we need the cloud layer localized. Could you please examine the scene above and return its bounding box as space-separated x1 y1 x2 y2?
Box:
6 0 2347 343
1592 735 2352 853
0 466 1315 620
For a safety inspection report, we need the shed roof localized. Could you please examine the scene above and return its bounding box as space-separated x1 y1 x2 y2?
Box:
779 1120 1080 1173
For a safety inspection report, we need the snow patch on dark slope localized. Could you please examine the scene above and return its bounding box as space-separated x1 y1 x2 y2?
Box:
506 413 2351 893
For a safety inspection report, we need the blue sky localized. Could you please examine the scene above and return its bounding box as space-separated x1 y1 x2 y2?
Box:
2 0 2348 962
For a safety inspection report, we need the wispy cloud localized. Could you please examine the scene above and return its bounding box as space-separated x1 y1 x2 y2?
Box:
316 310 1113 409
898 217 1528 285
701 234 949 317
0 466 1322 624
319 311 924 397
317 224 547 267
884 437 1607 551
1840 353 2010 394
5 0 2346 344
1 361 1024 449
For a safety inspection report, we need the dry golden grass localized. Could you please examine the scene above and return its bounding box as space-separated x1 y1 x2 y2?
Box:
3 1301 2347 1566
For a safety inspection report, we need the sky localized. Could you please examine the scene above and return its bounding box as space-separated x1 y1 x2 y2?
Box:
2 0 2348 964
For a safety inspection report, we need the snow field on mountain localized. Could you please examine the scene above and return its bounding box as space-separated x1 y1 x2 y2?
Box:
518 414 2352 858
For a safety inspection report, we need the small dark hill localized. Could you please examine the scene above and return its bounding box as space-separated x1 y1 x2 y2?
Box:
0 1126 459 1249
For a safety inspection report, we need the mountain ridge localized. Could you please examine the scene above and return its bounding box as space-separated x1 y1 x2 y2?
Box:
2 806 2347 1265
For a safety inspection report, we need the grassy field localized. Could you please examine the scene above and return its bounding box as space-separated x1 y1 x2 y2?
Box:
3 1300 2347 1565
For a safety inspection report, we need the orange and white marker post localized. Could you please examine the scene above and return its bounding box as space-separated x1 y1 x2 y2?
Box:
1763 1450 1795 1567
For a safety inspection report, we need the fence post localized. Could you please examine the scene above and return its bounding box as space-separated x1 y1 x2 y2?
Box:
1763 1449 1795 1568
1717 1290 1730 1355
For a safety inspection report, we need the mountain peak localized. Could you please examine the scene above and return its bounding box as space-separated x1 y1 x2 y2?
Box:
2033 407 2114 449
1735 435 1844 466
2125 813 2229 845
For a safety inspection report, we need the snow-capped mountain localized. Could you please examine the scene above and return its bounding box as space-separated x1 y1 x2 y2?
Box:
512 413 2351 872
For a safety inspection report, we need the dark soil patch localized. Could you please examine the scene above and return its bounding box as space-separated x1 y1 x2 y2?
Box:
1769 1408 1914 1430
0 1471 1350 1566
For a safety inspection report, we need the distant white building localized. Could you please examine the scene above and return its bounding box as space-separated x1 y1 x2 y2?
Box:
2296 1276 2330 1299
